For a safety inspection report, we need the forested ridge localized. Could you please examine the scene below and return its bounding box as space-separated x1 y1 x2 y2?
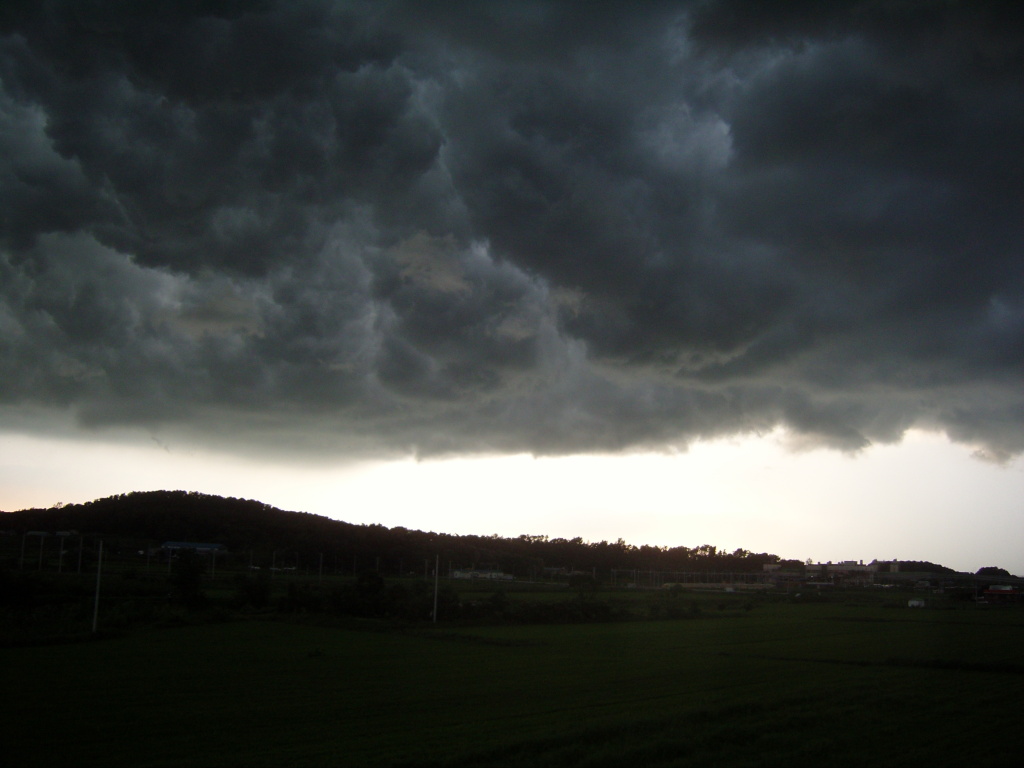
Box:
0 491 1006 642
1 490 805 576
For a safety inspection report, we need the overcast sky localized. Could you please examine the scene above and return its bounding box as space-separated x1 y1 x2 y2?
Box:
1 2 1022 572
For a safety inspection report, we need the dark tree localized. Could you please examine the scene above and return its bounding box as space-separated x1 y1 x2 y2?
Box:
976 566 1012 578
170 549 206 608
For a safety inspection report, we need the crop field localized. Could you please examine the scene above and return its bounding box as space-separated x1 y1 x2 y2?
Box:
4 596 1023 767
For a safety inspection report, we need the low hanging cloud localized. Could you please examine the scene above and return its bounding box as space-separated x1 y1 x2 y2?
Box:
1 1 1022 460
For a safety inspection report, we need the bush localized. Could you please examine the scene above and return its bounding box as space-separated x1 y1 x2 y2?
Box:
234 573 271 609
169 550 206 608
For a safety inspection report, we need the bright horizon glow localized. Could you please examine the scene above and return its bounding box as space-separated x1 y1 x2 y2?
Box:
1 428 1021 575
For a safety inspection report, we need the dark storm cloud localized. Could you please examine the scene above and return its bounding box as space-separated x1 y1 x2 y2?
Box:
1 1 1022 459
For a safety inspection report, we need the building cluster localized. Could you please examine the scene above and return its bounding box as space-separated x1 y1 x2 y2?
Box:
797 559 878 587
452 569 514 581
760 559 1021 601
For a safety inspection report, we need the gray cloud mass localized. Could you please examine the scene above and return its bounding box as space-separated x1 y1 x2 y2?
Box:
1 1 1022 460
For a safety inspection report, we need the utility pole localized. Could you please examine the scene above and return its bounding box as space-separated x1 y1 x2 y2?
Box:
92 540 103 634
432 554 440 623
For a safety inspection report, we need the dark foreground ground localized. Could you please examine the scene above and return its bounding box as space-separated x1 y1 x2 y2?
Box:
4 595 1023 767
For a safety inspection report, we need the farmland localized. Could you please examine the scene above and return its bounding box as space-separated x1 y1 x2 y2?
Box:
4 591 1022 767
3 494 1021 766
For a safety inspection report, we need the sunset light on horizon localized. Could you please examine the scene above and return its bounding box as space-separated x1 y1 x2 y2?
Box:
2 425 1020 575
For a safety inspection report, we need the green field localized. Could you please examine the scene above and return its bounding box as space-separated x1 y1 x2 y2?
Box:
4 597 1023 767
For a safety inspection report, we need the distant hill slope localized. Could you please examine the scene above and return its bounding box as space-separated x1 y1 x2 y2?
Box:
0 490 965 577
2 490 356 550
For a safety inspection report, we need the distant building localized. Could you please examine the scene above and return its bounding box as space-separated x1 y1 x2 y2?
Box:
161 541 224 554
452 569 513 581
983 585 1021 603
804 560 877 586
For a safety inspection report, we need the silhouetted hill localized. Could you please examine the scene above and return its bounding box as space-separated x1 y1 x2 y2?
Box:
3 491 357 551
0 490 795 577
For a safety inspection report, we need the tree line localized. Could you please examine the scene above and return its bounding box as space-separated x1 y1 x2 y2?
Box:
1 490 801 577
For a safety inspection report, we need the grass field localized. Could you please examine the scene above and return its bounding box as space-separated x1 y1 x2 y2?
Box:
4 596 1023 767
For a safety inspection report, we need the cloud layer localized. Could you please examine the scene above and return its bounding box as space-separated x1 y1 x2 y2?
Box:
1 1 1022 459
